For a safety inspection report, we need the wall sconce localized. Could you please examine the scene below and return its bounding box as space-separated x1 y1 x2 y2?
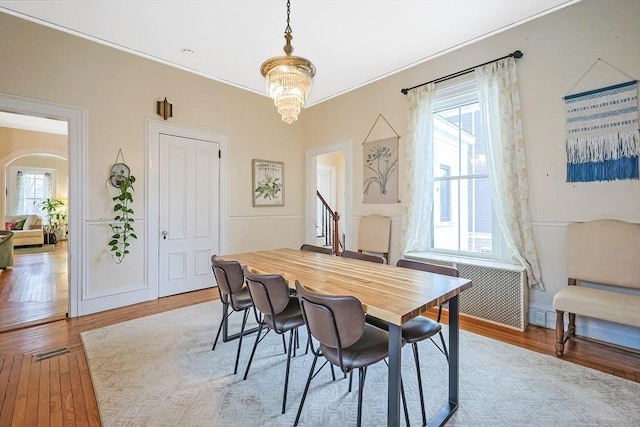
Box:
156 97 173 120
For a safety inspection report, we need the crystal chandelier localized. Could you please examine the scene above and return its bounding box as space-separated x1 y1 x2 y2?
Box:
260 0 316 124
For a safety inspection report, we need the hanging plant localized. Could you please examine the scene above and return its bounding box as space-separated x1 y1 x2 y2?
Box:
108 170 137 263
105 150 137 263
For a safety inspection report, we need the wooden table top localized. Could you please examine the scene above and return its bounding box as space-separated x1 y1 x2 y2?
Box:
218 248 472 326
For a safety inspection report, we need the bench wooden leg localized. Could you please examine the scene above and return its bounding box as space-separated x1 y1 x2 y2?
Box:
555 310 565 357
568 313 576 337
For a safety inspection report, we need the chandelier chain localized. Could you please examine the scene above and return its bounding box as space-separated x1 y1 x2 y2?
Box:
285 0 292 35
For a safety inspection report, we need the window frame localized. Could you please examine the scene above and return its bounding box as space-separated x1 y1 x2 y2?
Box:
428 76 506 261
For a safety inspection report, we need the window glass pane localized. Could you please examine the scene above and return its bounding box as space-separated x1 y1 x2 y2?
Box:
18 172 51 215
433 177 492 254
432 92 493 256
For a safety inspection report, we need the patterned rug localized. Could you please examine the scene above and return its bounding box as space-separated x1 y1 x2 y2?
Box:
81 301 640 427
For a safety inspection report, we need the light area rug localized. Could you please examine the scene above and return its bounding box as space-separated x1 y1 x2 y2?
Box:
81 301 640 427
14 244 55 255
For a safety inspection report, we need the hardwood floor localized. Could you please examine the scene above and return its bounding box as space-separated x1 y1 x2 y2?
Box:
0 241 68 333
0 250 638 426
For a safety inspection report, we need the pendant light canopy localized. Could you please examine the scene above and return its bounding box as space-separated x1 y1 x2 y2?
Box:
260 0 316 124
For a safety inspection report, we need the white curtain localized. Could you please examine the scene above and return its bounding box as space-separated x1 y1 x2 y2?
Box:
475 57 543 289
13 171 24 215
44 172 52 199
401 84 436 255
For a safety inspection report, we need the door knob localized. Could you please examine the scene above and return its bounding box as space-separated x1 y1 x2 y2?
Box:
161 230 168 240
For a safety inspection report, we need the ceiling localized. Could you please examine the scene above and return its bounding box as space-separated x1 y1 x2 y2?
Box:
1 0 578 108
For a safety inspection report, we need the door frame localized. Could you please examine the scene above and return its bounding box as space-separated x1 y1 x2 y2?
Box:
146 120 228 294
0 93 86 318
306 141 352 246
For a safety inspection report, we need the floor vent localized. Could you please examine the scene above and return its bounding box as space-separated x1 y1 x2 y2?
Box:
406 255 528 331
35 348 70 361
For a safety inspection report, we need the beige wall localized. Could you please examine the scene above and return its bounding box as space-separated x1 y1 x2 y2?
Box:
1 0 639 325
305 0 640 313
0 11 307 313
0 11 307 247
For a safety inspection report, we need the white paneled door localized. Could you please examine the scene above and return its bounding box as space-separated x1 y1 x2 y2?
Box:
159 133 220 297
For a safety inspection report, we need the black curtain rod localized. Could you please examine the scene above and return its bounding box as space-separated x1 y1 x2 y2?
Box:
400 50 523 95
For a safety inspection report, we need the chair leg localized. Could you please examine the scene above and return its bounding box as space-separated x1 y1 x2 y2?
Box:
438 330 449 361
212 302 229 351
242 323 263 379
294 354 319 426
281 334 287 353
400 376 410 427
234 308 250 375
282 330 295 414
348 370 353 392
412 342 427 426
357 367 369 427
555 310 565 357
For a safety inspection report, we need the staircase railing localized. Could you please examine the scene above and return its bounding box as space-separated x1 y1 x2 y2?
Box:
316 190 341 255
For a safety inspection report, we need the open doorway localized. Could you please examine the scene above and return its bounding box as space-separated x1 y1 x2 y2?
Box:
0 112 69 331
306 142 352 253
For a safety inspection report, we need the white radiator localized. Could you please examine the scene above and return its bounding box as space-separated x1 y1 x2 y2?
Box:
406 255 528 331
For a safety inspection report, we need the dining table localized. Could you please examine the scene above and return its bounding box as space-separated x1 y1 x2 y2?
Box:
218 248 472 427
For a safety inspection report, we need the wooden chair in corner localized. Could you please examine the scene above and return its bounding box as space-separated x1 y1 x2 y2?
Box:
357 214 391 263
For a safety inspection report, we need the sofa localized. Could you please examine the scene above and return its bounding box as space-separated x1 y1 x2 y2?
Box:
4 214 44 247
0 230 14 268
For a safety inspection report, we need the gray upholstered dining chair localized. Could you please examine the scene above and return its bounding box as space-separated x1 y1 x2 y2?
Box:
294 280 409 427
210 255 255 375
300 244 334 255
242 266 306 414
340 249 384 264
367 258 457 426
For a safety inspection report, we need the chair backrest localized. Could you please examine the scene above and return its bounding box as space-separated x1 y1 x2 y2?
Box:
211 255 245 297
295 281 365 350
341 250 384 264
243 266 291 317
357 214 391 257
300 244 334 255
396 258 459 277
566 219 640 289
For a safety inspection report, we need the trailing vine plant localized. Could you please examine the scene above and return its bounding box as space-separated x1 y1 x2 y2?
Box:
108 172 137 263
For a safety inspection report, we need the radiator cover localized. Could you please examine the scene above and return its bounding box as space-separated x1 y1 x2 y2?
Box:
406 255 528 331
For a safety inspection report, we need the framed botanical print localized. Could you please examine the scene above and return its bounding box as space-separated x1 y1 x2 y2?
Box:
363 136 399 204
252 159 284 207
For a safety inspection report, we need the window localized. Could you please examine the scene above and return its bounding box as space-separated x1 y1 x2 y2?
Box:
430 78 499 257
11 168 55 215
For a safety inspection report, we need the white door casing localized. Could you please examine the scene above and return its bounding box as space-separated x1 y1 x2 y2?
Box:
147 120 228 299
306 142 352 246
0 93 85 317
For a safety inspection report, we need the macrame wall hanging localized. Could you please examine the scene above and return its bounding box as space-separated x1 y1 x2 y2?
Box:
362 114 400 204
563 58 639 182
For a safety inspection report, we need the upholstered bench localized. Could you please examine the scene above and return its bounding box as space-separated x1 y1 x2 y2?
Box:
553 219 640 357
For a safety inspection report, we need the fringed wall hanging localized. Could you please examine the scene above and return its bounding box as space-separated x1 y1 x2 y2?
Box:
362 114 400 204
564 59 639 182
